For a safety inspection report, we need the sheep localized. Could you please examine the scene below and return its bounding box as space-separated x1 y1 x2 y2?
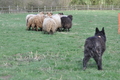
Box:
42 17 57 34
61 15 73 31
52 14 62 31
38 12 44 15
60 15 68 17
33 14 45 31
27 13 45 31
44 12 53 18
27 16 35 30
58 13 64 15
68 15 73 21
26 14 36 27
26 12 44 23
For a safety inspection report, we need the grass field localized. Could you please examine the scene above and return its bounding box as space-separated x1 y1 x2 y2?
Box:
0 10 120 80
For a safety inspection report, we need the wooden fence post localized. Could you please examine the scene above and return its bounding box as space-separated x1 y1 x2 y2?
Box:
67 6 68 10
51 6 52 12
31 6 33 13
17 5 19 13
24 6 26 13
118 13 120 34
112 5 114 10
61 6 62 11
56 6 57 11
100 5 102 10
44 6 46 12
74 5 76 10
87 5 89 10
9 6 10 13
38 7 39 12
1 7 3 13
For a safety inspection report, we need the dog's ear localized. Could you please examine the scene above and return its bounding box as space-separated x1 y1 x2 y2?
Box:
102 27 105 34
96 27 99 33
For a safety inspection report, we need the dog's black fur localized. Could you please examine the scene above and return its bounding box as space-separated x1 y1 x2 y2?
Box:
83 27 106 70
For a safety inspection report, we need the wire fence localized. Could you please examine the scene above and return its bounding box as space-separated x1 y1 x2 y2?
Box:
0 5 120 14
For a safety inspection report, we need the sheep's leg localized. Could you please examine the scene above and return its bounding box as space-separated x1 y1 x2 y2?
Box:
60 28 63 32
57 28 60 31
68 28 70 32
51 31 53 34
48 32 51 34
66 28 69 32
32 24 35 31
44 31 46 34
36 26 39 31
63 28 66 31
49 30 53 34
29 26 31 30
40 28 42 31
60 28 63 31
94 56 102 70
62 26 65 31
57 28 61 32
83 55 91 70
27 24 31 30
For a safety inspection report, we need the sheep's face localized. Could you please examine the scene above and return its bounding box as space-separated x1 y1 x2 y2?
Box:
68 15 73 21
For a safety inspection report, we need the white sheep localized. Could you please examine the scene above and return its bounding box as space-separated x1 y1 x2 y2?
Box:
52 14 62 31
42 17 57 34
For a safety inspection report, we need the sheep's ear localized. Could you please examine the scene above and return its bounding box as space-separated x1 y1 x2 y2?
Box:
51 13 53 15
95 27 99 33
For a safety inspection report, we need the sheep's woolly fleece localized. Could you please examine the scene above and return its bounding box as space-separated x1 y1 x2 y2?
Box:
42 17 57 34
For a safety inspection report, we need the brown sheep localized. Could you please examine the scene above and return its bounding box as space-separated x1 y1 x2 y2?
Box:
26 14 36 28
33 14 45 31
27 16 35 30
27 13 45 31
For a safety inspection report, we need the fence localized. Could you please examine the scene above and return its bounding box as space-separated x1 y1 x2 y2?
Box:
0 5 120 13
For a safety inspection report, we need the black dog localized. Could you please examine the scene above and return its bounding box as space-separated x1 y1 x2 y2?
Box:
83 27 106 70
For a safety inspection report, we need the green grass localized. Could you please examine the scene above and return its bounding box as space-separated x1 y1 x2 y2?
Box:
0 10 120 80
